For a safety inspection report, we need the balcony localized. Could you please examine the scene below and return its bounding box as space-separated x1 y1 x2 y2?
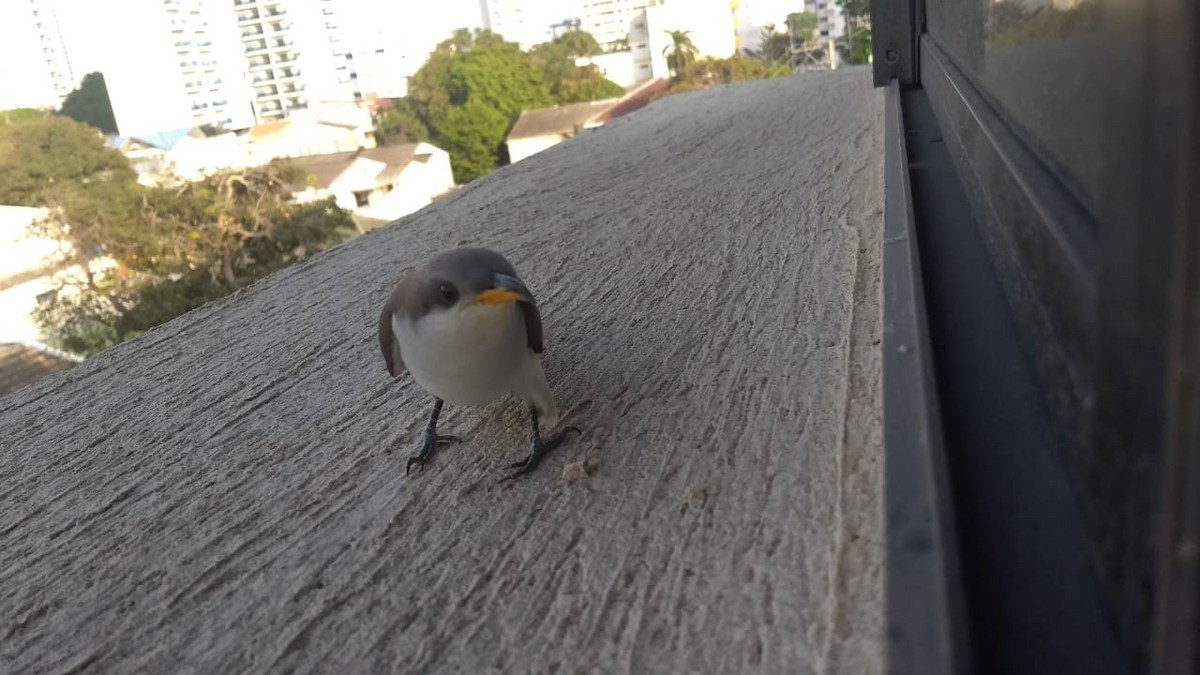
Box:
241 28 263 37
244 41 268 56
248 58 271 69
275 69 300 81
237 12 259 24
0 68 892 674
255 89 279 100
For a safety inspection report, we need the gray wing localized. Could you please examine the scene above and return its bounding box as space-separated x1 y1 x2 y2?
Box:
520 300 544 354
378 284 406 377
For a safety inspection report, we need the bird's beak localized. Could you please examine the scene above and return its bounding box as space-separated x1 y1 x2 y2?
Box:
474 273 536 305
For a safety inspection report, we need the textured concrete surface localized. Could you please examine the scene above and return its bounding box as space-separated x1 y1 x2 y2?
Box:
0 67 884 674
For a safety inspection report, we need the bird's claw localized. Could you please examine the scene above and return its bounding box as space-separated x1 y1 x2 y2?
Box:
500 426 582 482
406 432 460 476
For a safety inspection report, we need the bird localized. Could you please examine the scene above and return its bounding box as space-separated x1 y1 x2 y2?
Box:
378 247 579 480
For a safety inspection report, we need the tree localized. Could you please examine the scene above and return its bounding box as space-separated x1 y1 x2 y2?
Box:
664 54 791 96
0 115 134 206
60 72 118 135
787 12 819 46
530 33 625 105
760 23 792 64
0 108 46 127
374 98 429 144
663 30 699 79
836 0 871 18
556 30 602 58
437 100 511 183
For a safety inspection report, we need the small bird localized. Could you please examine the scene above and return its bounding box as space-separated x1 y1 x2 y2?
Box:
378 247 578 479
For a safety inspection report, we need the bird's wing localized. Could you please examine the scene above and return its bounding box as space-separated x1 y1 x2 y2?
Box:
378 284 406 377
520 300 544 354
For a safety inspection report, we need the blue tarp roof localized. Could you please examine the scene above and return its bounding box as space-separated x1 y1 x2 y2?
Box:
108 127 193 151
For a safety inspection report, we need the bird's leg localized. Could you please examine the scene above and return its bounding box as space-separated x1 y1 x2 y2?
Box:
502 405 581 480
407 398 460 476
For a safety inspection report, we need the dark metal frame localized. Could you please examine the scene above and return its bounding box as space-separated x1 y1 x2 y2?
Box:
873 0 1199 673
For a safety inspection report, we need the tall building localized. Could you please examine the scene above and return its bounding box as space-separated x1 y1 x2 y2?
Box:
479 0 579 50
628 0 737 79
580 0 647 48
809 0 846 43
0 0 77 110
236 0 360 122
103 0 255 136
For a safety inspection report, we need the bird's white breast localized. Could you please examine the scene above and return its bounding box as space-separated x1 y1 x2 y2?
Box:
393 302 529 406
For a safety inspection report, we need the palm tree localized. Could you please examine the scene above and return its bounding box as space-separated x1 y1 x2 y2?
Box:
662 30 699 79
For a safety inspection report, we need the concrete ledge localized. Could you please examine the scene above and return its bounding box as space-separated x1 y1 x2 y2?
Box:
0 68 884 673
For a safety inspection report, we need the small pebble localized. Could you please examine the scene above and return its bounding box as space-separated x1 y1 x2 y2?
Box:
562 461 590 483
684 486 707 510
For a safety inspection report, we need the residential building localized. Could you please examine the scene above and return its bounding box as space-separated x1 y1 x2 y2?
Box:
479 0 579 50
242 100 376 165
631 0 738 80
0 0 76 109
808 0 846 43
505 78 667 162
580 0 647 47
577 51 640 87
287 142 456 222
103 0 255 136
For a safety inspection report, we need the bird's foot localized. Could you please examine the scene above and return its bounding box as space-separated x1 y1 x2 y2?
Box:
501 426 582 481
406 430 460 476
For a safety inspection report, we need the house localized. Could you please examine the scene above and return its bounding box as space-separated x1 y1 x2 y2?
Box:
109 126 240 184
242 101 377 166
287 142 456 222
505 78 670 164
0 205 113 348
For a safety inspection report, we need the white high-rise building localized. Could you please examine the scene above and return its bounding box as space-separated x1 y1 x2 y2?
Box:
628 0 736 79
0 0 77 110
236 0 363 121
580 0 647 48
808 0 846 43
102 0 255 136
478 0 581 50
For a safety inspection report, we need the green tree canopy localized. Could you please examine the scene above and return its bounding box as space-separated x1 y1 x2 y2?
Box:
60 72 118 135
0 115 134 206
530 32 625 105
0 108 46 127
385 28 624 182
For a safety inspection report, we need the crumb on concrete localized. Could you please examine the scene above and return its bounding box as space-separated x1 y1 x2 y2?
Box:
562 460 590 483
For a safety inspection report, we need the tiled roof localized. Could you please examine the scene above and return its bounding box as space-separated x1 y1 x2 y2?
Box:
0 343 79 399
286 144 422 190
507 100 617 141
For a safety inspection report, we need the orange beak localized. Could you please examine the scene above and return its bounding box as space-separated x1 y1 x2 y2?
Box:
473 288 527 305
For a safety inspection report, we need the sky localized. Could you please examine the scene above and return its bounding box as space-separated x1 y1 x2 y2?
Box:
49 0 488 82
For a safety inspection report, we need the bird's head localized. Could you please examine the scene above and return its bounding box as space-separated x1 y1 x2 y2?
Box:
414 247 536 316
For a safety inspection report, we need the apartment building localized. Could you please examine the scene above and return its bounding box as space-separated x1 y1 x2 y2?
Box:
103 0 255 135
0 0 76 109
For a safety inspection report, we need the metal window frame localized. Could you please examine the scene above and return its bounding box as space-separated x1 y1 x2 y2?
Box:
872 0 1199 673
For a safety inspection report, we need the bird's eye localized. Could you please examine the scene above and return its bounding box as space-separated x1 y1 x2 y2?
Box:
437 283 458 305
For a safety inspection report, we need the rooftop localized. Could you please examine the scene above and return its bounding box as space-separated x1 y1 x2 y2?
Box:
285 143 426 190
507 99 617 140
